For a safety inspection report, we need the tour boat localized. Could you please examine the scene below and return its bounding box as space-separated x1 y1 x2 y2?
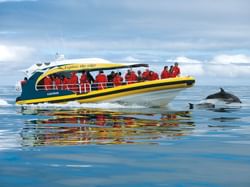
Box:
16 57 195 107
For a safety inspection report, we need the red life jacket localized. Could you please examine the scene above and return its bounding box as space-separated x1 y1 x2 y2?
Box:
62 78 69 90
161 70 170 79
55 77 62 90
153 72 159 80
95 73 108 89
44 77 52 90
80 73 90 93
172 66 180 77
142 70 150 80
125 72 137 84
69 75 79 92
113 75 122 86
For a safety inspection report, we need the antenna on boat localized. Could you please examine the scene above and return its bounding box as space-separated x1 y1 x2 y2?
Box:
55 52 65 61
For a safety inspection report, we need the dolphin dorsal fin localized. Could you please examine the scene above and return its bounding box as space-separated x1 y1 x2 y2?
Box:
220 88 225 93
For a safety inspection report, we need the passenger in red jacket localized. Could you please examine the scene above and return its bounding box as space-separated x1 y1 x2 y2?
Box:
161 66 170 79
148 71 159 81
95 70 108 90
61 75 69 90
172 62 181 77
55 75 62 90
113 72 123 86
44 76 52 90
80 71 90 93
142 68 150 81
125 69 137 84
69 72 79 92
153 71 159 80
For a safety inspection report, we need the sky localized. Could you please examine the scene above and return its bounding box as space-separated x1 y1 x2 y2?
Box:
0 0 250 85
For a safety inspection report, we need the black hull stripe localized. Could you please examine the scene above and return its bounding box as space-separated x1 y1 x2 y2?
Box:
47 79 195 103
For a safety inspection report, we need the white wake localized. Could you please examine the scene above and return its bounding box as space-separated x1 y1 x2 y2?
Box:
0 99 11 106
19 101 146 109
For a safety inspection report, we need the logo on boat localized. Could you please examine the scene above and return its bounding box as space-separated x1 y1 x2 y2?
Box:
47 92 59 96
61 64 97 70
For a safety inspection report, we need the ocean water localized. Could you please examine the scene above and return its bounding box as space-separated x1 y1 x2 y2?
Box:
0 85 250 187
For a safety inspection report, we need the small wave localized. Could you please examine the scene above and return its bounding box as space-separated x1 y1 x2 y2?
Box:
19 101 146 109
0 99 11 106
0 130 20 151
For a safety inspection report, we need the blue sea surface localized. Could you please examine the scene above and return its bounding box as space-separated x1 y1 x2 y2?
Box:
0 85 250 187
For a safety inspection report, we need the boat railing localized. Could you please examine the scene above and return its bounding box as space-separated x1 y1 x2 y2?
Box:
36 80 138 94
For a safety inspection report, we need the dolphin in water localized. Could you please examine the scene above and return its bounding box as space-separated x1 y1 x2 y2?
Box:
189 88 241 110
205 88 241 103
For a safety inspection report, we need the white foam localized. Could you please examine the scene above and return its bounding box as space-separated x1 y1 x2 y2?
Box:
0 99 11 106
19 101 146 109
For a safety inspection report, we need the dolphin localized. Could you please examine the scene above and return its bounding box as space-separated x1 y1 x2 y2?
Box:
205 88 241 103
189 88 241 110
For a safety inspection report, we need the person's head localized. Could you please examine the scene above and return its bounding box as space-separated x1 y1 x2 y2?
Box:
149 71 153 75
137 70 141 75
127 69 131 74
174 62 178 66
164 66 168 70
118 72 122 76
24 77 28 81
82 70 86 74
99 70 104 74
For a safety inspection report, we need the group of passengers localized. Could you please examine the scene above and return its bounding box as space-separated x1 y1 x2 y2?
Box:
41 62 180 93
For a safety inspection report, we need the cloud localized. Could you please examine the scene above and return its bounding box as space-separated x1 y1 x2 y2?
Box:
170 56 202 64
0 0 249 54
205 54 250 78
206 64 250 78
164 54 250 79
166 56 204 76
0 44 35 62
210 54 250 65
120 56 140 62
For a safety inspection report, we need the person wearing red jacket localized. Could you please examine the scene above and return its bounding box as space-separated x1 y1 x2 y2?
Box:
95 70 108 90
55 75 62 90
172 62 181 77
142 68 150 81
61 75 69 90
44 76 52 90
125 69 137 84
69 72 79 93
161 66 170 79
113 72 123 86
80 71 90 93
148 71 159 81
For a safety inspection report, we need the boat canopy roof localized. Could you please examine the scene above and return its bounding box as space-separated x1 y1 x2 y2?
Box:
24 58 148 77
26 58 148 84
